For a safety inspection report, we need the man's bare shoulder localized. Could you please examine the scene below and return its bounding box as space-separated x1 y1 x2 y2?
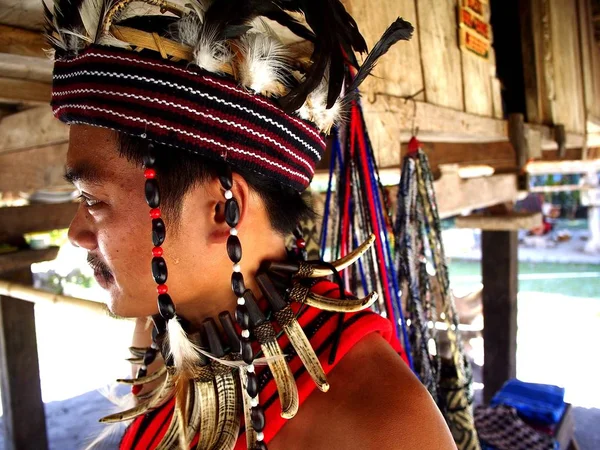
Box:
270 332 456 450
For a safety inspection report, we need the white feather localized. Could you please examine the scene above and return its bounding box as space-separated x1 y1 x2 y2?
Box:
177 12 202 47
239 32 291 97
193 25 232 73
97 33 132 49
167 316 201 373
79 0 104 42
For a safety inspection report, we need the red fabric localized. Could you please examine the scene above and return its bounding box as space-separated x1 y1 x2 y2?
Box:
120 280 406 449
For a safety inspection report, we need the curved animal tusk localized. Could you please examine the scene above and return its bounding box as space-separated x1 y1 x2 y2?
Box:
116 365 167 385
275 306 329 392
289 284 379 313
260 338 299 419
265 234 376 278
211 363 240 449
100 367 177 423
306 234 376 278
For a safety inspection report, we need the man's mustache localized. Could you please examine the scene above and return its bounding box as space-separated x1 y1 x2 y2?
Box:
87 254 113 278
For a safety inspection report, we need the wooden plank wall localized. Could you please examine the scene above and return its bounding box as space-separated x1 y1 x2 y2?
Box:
343 0 503 153
548 0 586 133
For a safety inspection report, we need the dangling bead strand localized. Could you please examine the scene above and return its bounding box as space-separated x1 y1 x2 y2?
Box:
219 165 268 450
144 144 177 368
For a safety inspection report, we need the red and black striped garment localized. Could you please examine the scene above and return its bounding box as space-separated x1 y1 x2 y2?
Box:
120 280 407 449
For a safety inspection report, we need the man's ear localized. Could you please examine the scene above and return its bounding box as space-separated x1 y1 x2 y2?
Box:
208 172 250 242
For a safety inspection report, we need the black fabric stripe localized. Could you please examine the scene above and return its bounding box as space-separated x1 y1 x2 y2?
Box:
59 92 311 176
56 112 306 192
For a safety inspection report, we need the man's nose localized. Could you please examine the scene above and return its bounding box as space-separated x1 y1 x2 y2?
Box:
67 205 97 251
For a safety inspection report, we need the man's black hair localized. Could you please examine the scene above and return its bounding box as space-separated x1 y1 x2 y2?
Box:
117 133 314 235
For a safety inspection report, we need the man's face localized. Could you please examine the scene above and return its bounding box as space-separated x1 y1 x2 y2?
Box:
65 124 224 317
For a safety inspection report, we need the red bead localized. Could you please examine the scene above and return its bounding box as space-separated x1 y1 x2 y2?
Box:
131 385 142 395
157 284 168 294
152 246 163 257
150 208 161 219
144 168 157 179
296 238 306 249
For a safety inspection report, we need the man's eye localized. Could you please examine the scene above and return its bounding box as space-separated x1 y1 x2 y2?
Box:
77 194 101 208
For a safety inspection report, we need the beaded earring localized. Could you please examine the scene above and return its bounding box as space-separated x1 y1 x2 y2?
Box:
218 165 268 450
143 144 198 373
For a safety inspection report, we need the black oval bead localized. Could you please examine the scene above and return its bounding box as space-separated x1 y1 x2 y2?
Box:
227 235 242 263
235 305 250 329
246 372 258 398
157 293 175 320
225 198 240 228
143 150 156 168
152 257 168 284
143 348 157 367
219 165 233 190
137 367 147 378
231 272 245 297
253 442 267 450
241 337 254 364
145 179 160 208
251 406 265 432
152 218 166 247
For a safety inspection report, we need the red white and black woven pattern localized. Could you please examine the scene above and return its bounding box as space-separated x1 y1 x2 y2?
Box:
51 46 326 192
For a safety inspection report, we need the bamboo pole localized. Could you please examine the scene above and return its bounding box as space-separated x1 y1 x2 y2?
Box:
0 280 108 315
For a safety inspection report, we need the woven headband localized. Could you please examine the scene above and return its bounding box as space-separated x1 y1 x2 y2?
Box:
51 46 326 192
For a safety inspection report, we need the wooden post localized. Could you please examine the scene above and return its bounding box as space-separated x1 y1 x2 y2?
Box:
0 269 48 450
481 230 518 403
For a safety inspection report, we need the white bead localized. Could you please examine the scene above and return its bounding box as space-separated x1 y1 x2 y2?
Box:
237 297 246 305
241 329 250 338
257 432 264 441
251 397 259 407
224 190 233 200
233 264 241 272
247 364 255 373
141 365 147 371
150 342 159 350
230 227 238 236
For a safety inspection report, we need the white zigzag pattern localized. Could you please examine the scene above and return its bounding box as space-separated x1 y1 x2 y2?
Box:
53 88 314 172
57 55 325 150
53 103 311 183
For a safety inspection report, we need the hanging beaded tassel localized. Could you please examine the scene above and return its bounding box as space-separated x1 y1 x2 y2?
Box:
218 165 268 450
144 144 198 374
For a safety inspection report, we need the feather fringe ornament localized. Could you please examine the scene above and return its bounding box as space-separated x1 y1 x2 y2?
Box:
166 317 201 375
238 32 291 97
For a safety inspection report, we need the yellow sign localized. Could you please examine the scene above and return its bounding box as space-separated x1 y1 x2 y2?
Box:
459 0 491 59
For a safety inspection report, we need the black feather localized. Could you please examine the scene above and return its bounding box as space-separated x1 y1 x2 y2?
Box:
278 0 372 112
346 17 413 95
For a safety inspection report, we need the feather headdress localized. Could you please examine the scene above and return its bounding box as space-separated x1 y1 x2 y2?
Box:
44 0 413 134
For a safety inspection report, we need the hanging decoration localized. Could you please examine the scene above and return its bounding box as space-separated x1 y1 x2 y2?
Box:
394 136 480 450
320 99 413 368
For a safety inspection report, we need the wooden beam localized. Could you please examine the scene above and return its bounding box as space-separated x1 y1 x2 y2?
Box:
0 269 49 450
0 280 107 314
0 77 50 104
0 143 69 193
0 25 46 59
481 230 518 403
363 96 508 143
0 106 68 154
434 168 518 219
455 212 543 230
526 159 600 174
0 202 78 241
0 53 52 83
0 247 59 273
